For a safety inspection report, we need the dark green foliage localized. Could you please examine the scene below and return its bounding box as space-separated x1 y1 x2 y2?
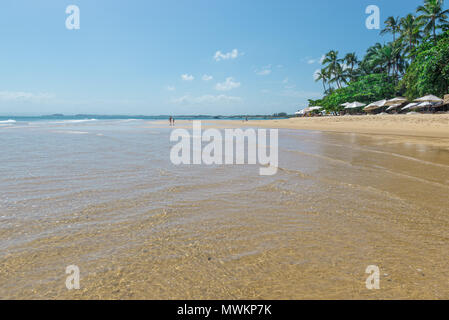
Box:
401 31 449 99
312 74 396 112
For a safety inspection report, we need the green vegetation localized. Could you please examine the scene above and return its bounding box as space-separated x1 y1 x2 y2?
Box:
309 74 396 113
311 0 449 113
401 32 449 98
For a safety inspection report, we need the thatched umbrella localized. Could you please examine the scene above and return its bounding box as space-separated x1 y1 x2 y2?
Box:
386 103 402 111
414 101 434 109
364 99 387 112
385 97 407 106
414 95 443 103
344 102 366 109
401 103 419 111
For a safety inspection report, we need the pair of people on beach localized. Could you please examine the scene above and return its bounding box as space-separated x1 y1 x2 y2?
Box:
169 116 175 126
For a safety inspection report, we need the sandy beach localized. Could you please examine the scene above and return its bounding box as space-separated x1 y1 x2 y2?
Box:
165 114 449 151
207 113 449 139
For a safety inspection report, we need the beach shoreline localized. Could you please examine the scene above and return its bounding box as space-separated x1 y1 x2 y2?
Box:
187 113 449 138
159 114 449 150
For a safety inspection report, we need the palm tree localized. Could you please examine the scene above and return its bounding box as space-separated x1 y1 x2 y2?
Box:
314 69 329 92
390 41 406 80
344 53 359 81
333 63 350 87
322 50 343 88
322 50 340 70
381 16 401 41
361 43 385 74
363 43 395 76
416 0 449 42
378 44 395 76
399 14 422 58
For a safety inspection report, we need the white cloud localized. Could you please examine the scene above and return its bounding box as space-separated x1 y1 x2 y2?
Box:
215 77 241 91
202 74 213 81
181 74 194 81
213 49 239 61
0 91 54 103
256 65 272 76
166 86 175 91
172 94 242 105
306 55 325 65
257 69 271 76
282 78 295 88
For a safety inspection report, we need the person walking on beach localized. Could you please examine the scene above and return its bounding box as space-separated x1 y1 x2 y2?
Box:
169 116 172 126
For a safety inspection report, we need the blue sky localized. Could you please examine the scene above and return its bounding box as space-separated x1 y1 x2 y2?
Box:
0 0 444 115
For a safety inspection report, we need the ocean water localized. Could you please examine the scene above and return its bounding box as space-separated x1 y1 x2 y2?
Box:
0 119 448 299
0 114 275 125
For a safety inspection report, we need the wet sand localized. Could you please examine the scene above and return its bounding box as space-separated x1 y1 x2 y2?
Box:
1 119 449 299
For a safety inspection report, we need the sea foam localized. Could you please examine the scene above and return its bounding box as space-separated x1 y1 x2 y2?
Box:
0 120 16 124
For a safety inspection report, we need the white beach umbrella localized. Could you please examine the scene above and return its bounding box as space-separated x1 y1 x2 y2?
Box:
385 97 407 106
295 108 308 115
401 103 419 111
414 95 443 103
415 101 434 108
308 106 323 111
413 101 443 109
364 99 387 111
344 102 366 109
340 102 351 107
386 103 402 111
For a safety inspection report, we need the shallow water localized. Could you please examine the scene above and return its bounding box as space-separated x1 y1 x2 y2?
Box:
0 120 448 299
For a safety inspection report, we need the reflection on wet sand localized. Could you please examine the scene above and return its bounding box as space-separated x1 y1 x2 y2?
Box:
0 120 448 299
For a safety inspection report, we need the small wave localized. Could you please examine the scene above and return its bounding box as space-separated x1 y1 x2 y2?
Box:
53 130 89 135
54 119 98 124
120 119 141 122
65 119 97 123
0 120 16 124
